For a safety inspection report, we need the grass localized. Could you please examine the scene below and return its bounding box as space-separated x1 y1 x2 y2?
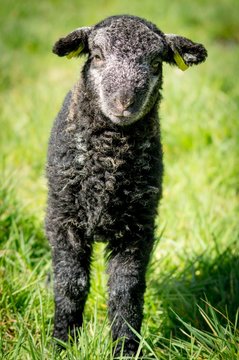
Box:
1 0 239 358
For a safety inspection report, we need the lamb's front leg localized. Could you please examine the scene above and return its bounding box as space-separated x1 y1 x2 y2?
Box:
107 239 153 356
50 225 92 343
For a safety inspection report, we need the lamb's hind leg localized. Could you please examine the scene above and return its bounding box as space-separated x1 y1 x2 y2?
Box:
49 225 92 343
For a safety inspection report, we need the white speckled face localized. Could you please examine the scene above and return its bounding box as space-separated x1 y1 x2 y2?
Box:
87 20 166 126
53 16 207 124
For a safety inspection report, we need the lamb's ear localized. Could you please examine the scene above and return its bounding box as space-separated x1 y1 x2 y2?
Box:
53 27 92 59
164 34 207 71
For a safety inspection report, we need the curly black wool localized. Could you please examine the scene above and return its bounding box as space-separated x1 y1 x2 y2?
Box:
45 15 207 356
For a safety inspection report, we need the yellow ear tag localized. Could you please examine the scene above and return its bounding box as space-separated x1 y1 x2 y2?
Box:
66 43 84 59
173 51 189 71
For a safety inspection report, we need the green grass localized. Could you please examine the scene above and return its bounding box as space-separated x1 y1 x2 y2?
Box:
1 0 239 358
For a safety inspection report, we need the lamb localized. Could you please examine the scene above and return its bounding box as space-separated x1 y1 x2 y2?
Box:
45 15 207 356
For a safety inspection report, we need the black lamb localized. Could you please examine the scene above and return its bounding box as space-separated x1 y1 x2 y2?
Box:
45 15 207 356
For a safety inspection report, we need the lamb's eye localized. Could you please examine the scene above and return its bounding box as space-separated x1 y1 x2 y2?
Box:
94 54 102 61
92 50 104 66
151 58 161 74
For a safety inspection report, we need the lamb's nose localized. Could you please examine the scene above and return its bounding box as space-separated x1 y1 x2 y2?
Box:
114 90 135 111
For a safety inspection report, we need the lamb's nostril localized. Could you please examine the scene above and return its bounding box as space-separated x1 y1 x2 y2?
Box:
114 95 135 112
122 96 135 109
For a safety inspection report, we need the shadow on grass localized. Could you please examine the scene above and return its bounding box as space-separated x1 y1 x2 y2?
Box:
150 239 239 339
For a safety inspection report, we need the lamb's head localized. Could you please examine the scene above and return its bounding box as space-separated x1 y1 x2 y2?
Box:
53 15 207 126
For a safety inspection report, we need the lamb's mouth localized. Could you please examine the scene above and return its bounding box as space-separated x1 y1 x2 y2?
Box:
112 109 134 117
109 111 140 126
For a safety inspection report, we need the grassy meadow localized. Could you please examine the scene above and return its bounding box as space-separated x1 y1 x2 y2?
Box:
1 0 239 358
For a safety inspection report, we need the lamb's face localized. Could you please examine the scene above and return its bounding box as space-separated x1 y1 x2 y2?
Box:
87 19 167 126
53 16 207 125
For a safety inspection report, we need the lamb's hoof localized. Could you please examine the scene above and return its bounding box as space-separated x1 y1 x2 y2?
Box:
114 339 143 358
